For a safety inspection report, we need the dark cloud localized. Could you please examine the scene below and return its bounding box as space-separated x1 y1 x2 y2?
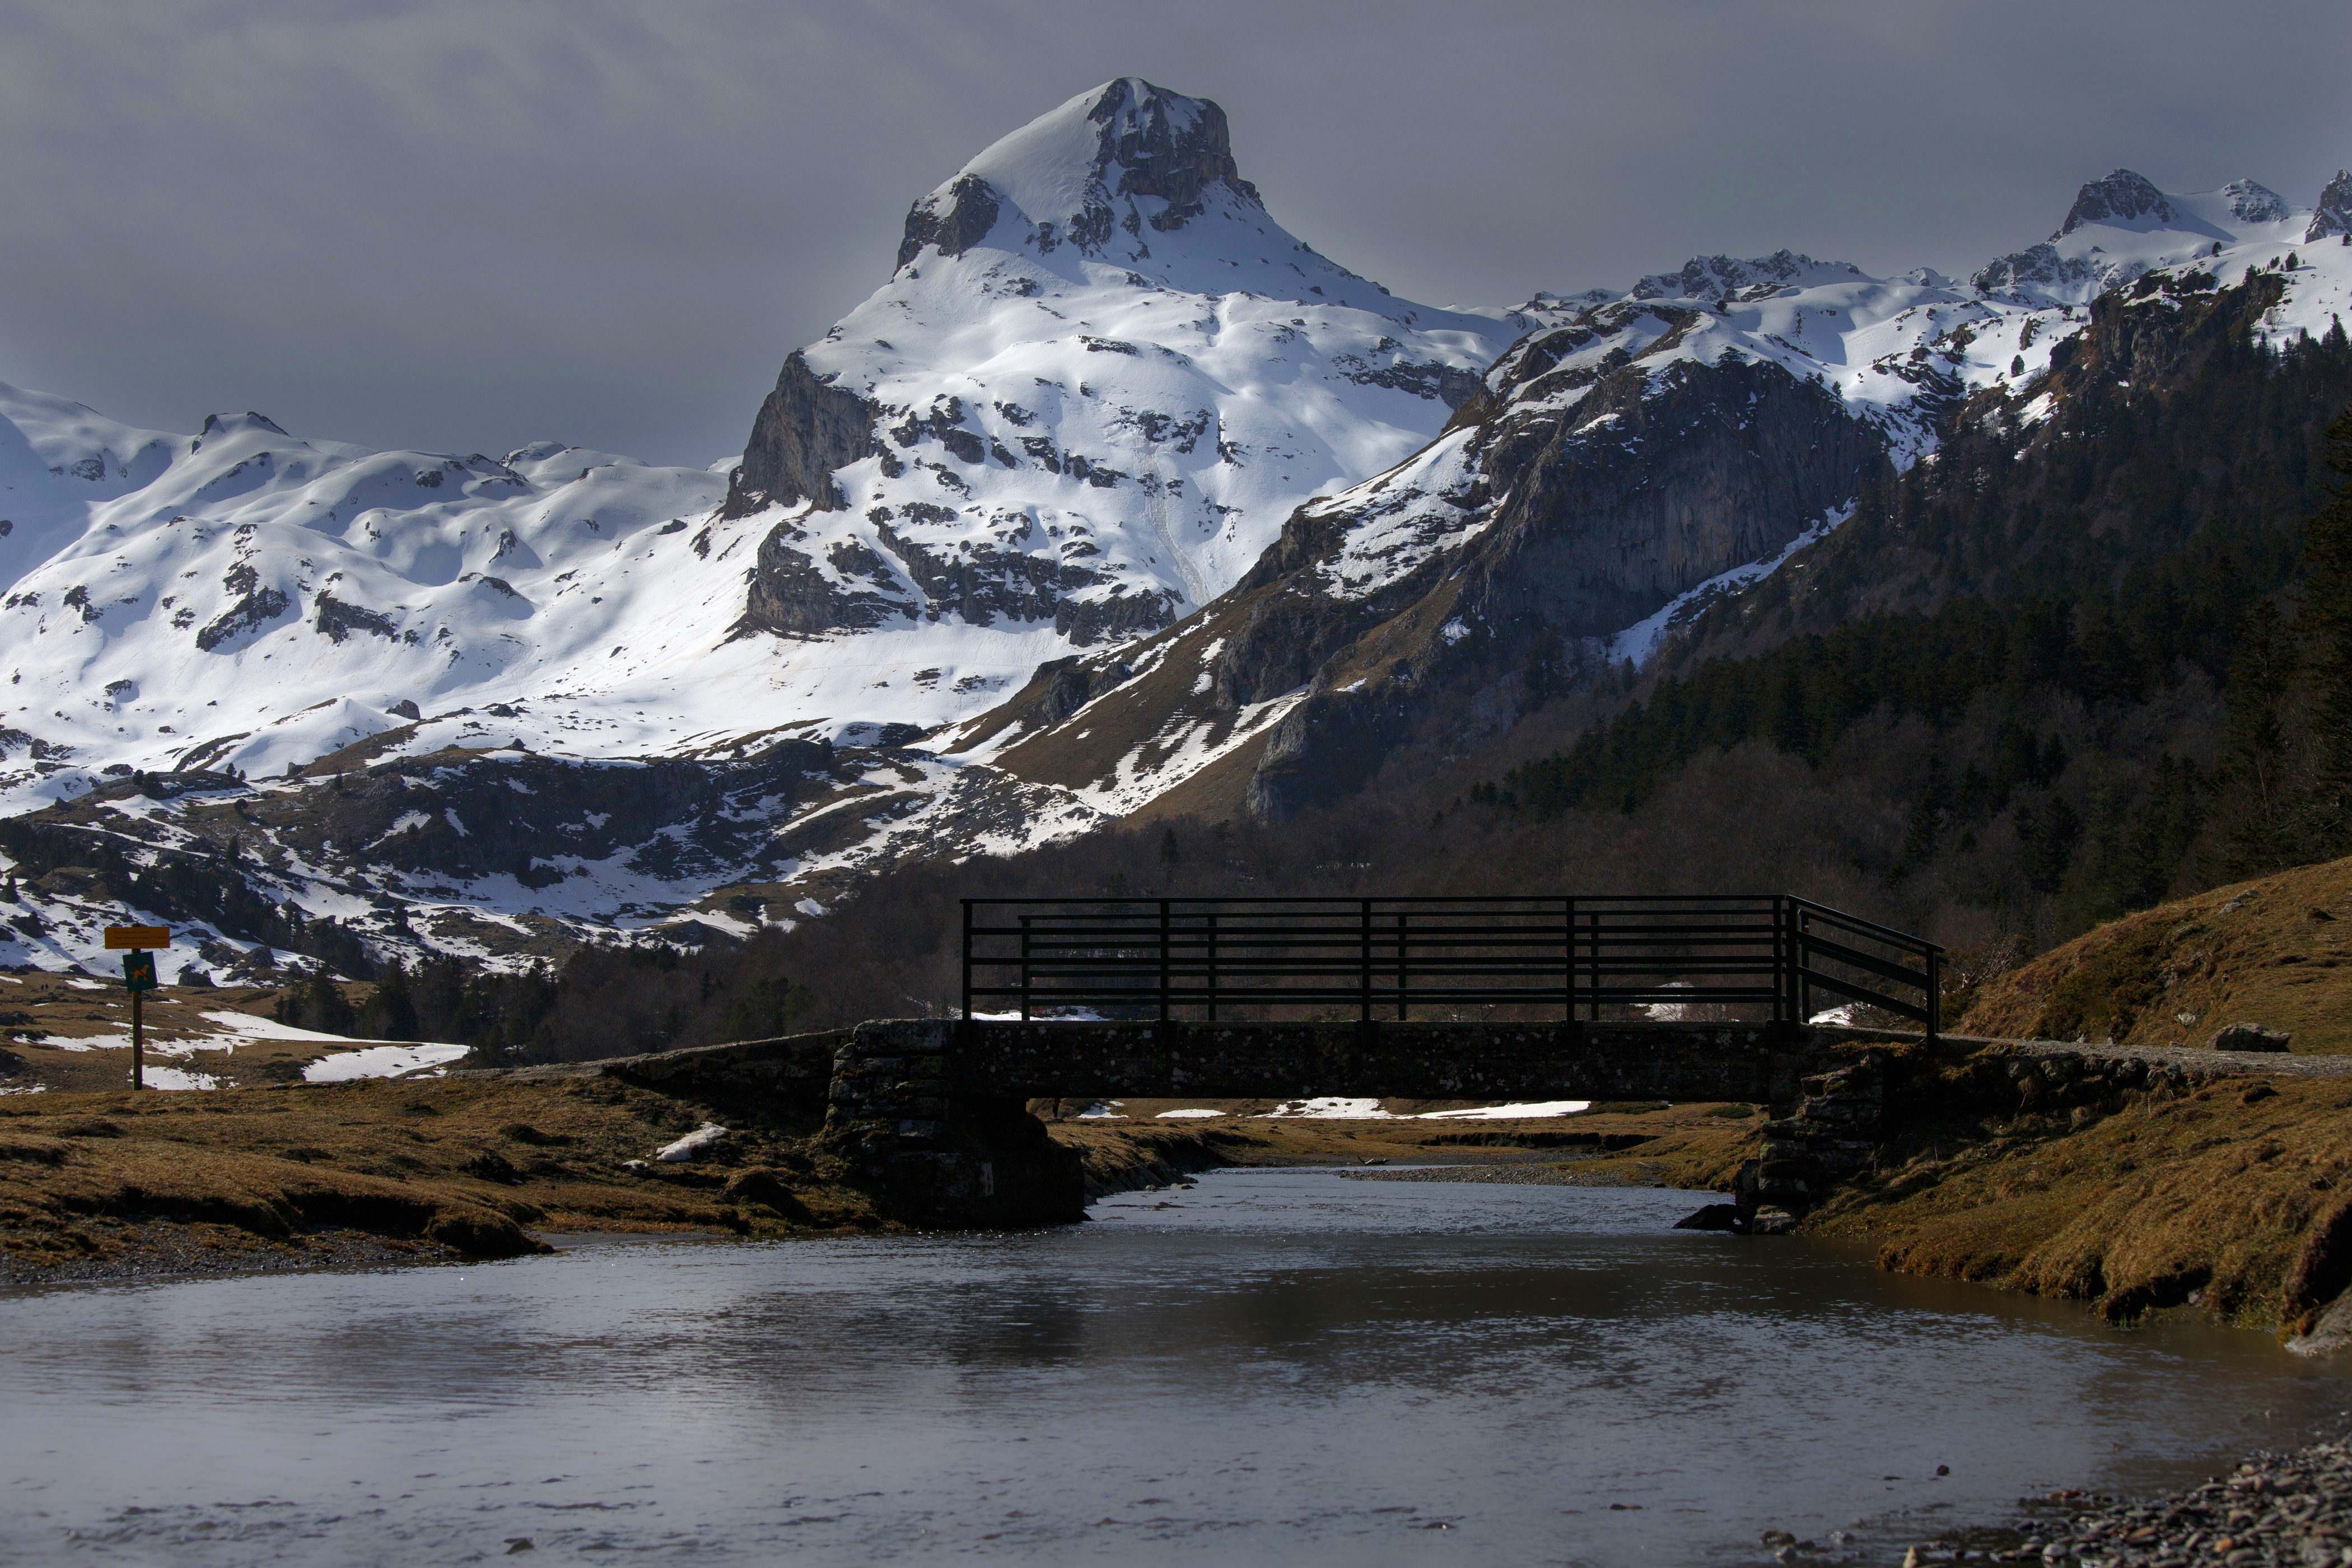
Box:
0 0 2345 465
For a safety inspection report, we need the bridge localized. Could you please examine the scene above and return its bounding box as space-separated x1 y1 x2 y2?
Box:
510 894 2306 1234
591 895 1944 1229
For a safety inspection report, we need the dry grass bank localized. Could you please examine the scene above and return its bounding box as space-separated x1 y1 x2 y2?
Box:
0 1073 877 1276
1809 1054 2352 1333
1962 857 2352 1052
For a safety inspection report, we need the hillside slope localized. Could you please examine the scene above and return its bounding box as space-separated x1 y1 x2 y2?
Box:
1961 855 2352 1053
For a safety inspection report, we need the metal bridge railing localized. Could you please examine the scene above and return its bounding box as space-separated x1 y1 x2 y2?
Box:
960 895 1942 1038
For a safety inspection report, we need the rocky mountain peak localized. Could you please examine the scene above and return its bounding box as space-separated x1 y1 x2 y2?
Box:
1085 77 1259 217
2221 179 2291 225
2056 169 2177 237
1628 250 1861 302
895 78 1259 271
196 410 290 439
2309 170 2352 243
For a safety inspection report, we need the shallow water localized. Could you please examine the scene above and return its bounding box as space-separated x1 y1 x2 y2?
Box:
3 1169 2348 1566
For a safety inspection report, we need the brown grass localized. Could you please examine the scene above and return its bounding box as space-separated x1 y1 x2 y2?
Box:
1961 856 2352 1052
0 974 386 1093
0 1074 878 1272
1809 1072 2352 1329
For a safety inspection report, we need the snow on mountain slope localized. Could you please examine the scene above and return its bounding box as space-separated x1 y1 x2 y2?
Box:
935 165 2352 828
0 79 1560 825
1 125 2347 982
719 78 1557 647
1311 170 2352 614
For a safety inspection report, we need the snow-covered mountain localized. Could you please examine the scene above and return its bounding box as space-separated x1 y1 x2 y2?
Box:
0 70 2345 980
717 77 1551 647
931 166 2352 823
0 78 1550 820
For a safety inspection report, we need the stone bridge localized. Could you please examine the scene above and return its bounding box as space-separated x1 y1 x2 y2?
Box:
544 1017 1893 1229
515 1015 2337 1230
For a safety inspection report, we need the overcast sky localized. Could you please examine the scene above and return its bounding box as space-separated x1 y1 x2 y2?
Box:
2 0 2346 467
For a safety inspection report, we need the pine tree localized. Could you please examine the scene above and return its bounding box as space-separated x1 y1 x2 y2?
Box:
2210 598 2302 874
2301 407 2352 853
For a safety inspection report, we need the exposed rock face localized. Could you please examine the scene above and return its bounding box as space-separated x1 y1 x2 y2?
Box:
2311 170 2352 243
2222 178 2291 225
896 174 1001 270
738 521 912 637
1970 242 2100 300
722 351 879 519
2057 169 2177 236
2208 1021 2291 1053
1228 351 1885 819
1084 77 1259 225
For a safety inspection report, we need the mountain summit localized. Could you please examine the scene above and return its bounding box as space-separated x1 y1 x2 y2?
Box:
720 78 1546 660
898 78 1262 269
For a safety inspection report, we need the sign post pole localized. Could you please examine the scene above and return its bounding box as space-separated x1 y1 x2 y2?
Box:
104 927 169 1090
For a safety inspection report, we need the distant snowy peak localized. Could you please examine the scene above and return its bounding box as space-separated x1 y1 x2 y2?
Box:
2223 179 2293 226
721 77 1534 665
1629 250 1866 302
1971 167 2333 306
2055 169 2180 236
2312 171 2352 242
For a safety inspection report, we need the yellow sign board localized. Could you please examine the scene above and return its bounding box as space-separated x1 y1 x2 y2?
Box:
104 926 170 950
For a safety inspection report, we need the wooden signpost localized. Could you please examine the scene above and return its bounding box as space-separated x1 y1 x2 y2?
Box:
104 926 169 1090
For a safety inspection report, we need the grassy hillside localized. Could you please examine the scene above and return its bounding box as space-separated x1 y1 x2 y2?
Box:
1961 855 2352 1051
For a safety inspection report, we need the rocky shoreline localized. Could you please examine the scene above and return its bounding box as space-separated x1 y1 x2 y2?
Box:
1853 1430 2352 1568
0 1220 464 1286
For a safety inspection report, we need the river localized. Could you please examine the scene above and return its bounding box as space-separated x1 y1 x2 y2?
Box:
3 1169 2348 1566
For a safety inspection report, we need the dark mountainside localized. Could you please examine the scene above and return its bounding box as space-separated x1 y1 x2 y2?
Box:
429 265 2352 1067
963 296 1894 824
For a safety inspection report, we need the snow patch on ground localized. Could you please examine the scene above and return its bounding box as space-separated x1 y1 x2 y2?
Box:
300 1042 471 1081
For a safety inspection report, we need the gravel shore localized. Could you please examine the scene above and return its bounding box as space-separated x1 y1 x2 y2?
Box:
0 1221 459 1286
1863 1430 2352 1567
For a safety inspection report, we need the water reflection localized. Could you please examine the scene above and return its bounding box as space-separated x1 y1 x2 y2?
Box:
1 1170 2345 1566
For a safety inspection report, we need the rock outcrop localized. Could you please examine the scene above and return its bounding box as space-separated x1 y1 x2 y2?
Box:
721 350 879 519
2310 169 2352 244
1228 349 1887 818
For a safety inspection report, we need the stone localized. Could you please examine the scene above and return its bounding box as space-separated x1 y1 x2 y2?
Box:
2208 1021 2292 1053
1673 1203 1739 1231
1746 1206 1799 1236
654 1122 728 1162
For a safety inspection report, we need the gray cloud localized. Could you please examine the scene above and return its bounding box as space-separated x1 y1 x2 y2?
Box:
0 0 2345 466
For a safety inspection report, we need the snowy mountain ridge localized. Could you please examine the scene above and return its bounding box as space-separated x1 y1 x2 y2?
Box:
0 73 2345 983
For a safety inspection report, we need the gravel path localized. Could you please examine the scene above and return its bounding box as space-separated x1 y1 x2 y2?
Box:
1822 1028 2352 1080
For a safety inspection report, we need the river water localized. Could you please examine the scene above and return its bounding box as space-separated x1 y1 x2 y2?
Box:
4 1169 2349 1567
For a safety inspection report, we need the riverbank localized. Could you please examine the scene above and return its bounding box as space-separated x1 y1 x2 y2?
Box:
1795 1040 2352 1336
0 1072 886 1282
1892 1427 2352 1567
0 1076 1754 1283
1046 1098 1762 1199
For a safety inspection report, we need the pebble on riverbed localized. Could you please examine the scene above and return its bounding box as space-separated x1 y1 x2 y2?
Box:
1908 1434 2352 1567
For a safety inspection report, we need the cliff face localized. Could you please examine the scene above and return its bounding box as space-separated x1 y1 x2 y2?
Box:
722 350 878 520
1231 354 1887 818
959 341 1892 824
